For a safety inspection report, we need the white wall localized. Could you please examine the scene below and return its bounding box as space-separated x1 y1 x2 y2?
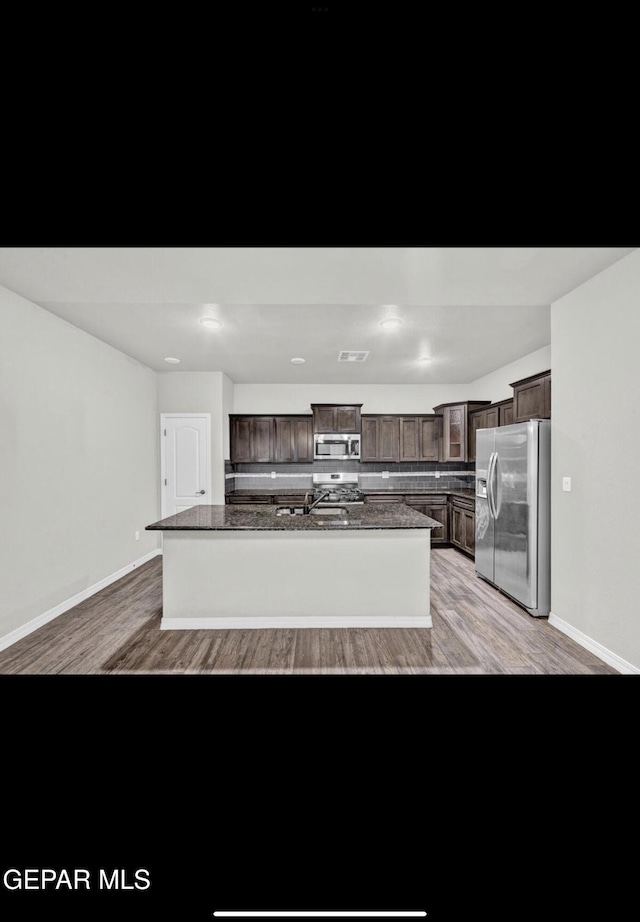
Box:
550 249 640 671
469 345 551 404
221 372 234 460
156 372 233 503
232 383 474 415
0 284 159 642
231 351 553 418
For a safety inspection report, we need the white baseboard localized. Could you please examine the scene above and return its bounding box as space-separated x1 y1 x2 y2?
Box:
161 615 432 630
0 549 163 653
548 612 640 675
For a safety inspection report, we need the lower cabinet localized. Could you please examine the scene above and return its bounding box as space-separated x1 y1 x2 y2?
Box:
226 494 273 504
273 493 308 506
404 495 448 545
225 494 309 505
364 493 405 503
450 498 475 557
225 491 475 558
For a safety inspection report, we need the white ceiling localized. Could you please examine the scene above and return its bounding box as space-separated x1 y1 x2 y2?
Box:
0 247 634 383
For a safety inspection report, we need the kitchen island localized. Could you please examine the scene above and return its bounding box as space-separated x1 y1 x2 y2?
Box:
146 503 441 630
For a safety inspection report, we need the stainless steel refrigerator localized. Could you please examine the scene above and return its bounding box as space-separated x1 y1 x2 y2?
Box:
475 419 551 617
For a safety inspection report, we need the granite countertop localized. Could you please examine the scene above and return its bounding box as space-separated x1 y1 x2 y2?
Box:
364 488 476 499
229 488 476 500
146 503 443 532
230 489 309 495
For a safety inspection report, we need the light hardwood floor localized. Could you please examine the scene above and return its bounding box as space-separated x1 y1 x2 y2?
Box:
0 550 618 674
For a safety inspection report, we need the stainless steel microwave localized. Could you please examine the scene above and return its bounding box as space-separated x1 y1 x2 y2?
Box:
313 433 361 460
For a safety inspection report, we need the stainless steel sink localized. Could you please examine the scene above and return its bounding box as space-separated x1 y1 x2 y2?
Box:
274 506 348 517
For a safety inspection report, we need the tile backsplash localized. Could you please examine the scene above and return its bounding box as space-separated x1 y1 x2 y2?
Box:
228 461 475 492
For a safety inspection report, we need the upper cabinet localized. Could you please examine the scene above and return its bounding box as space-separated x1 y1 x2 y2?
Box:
230 415 313 463
274 416 314 463
400 417 440 462
361 415 441 462
252 417 274 462
510 370 551 423
229 416 255 463
432 401 491 462
361 415 399 461
497 398 514 427
311 404 362 433
469 406 498 462
399 417 420 461
229 375 550 466
468 399 515 459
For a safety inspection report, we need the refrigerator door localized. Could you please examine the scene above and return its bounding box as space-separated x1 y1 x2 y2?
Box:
493 421 538 610
474 427 496 583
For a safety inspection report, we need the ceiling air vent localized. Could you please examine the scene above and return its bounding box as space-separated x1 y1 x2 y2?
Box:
338 351 370 363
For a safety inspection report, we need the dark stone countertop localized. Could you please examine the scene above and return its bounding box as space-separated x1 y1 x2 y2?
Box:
146 503 443 532
363 488 476 500
229 489 309 495
228 488 476 500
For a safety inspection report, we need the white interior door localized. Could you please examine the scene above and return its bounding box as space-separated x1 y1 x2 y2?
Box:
162 414 211 517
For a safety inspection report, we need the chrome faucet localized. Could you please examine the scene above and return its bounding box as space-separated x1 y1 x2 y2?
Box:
303 490 331 514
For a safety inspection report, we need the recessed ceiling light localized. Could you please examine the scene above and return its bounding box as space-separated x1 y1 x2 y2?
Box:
290 357 306 364
164 357 181 364
417 357 432 365
200 317 223 329
379 317 402 331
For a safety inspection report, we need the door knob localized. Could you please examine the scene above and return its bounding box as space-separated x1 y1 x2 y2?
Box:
197 490 205 495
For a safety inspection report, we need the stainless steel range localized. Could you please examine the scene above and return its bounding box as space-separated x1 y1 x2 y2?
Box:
311 472 364 506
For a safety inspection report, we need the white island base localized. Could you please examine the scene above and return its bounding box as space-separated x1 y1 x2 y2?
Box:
160 528 432 630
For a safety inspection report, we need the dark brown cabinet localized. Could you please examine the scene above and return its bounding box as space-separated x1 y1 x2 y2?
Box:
498 399 514 427
274 493 308 505
253 417 274 462
274 416 313 463
311 404 362 433
426 501 449 545
274 418 295 462
510 370 551 423
450 496 475 557
400 416 441 461
470 398 515 456
442 405 466 461
230 415 274 463
362 414 440 462
294 418 314 463
404 494 448 545
361 416 399 461
433 401 491 462
225 493 309 505
226 494 272 504
361 416 380 461
469 404 503 461
229 417 254 463
470 413 484 463
230 415 312 463
399 417 419 461
364 493 404 503
419 416 441 461
379 416 400 462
